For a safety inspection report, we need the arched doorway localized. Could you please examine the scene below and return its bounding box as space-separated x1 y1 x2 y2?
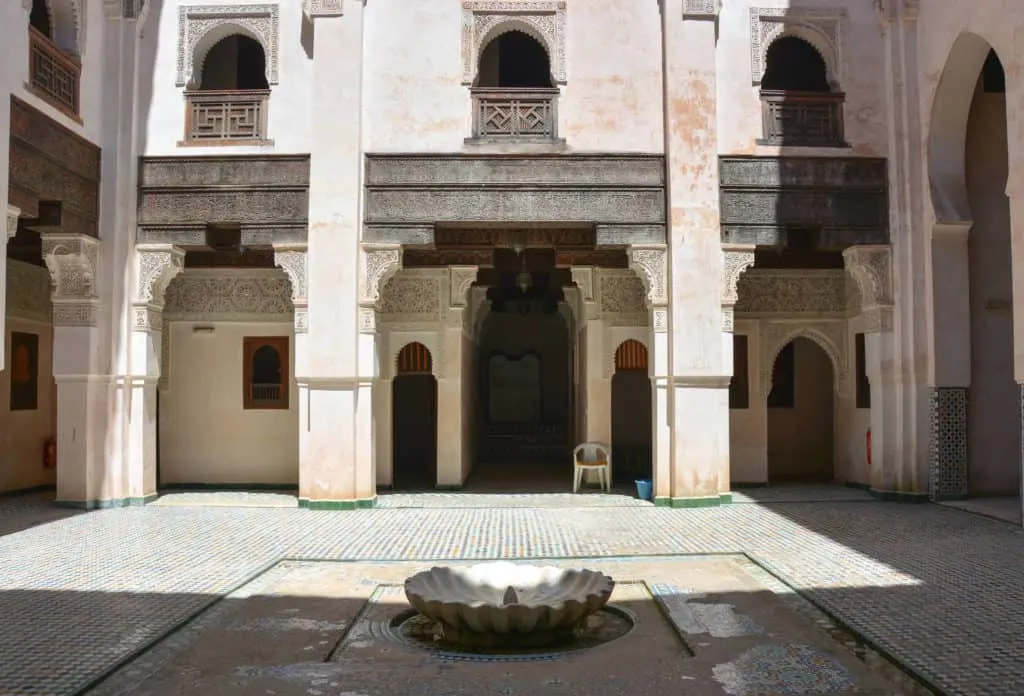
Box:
611 340 652 484
928 37 1019 504
766 337 835 482
392 342 437 490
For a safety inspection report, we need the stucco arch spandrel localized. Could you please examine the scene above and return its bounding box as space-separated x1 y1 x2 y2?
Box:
176 4 280 88
722 247 755 305
135 246 185 305
627 245 667 307
760 323 848 398
749 7 845 87
360 244 403 308
462 1 567 85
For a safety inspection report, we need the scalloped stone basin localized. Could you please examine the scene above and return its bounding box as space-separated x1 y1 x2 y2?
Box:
404 561 615 648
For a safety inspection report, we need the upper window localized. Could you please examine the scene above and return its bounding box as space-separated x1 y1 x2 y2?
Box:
470 30 559 141
184 34 272 145
758 36 846 147
243 336 289 410
27 0 81 118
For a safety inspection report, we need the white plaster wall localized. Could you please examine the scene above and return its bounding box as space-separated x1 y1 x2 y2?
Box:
141 0 314 155
0 318 55 493
841 318 872 487
159 322 299 485
729 322 765 483
363 0 663 152
716 0 889 156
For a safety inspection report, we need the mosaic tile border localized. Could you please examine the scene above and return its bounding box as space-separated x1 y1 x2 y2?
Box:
929 387 968 500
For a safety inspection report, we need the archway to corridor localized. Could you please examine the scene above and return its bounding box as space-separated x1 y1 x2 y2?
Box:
929 35 1019 508
767 337 836 483
392 342 438 490
611 340 652 484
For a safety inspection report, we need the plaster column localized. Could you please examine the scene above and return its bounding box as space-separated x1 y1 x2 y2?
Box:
127 246 184 503
41 234 111 507
2 206 18 371
437 308 466 487
375 373 393 488
844 246 897 494
650 305 671 500
720 245 755 487
273 244 309 487
660 1 730 506
301 1 371 507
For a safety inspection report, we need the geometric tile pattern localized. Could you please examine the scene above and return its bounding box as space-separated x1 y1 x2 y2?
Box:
1 490 1024 695
930 386 969 500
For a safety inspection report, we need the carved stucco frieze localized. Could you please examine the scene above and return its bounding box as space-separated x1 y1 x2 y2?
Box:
843 245 894 333
164 269 294 321
760 321 848 398
379 274 443 317
176 4 280 88
598 273 647 315
42 234 99 327
627 245 667 307
359 244 403 308
462 1 567 85
734 270 848 315
749 6 845 87
449 266 478 308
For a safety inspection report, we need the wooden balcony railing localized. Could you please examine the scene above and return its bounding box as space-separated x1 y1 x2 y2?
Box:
471 88 559 139
759 90 846 147
183 90 271 144
28 26 80 117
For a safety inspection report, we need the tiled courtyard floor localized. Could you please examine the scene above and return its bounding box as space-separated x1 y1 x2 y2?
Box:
0 488 1022 695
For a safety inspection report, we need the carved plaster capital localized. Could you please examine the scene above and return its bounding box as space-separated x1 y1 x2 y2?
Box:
722 306 735 333
627 245 667 307
303 0 344 20
273 244 308 301
359 243 403 307
42 234 99 301
570 266 595 302
136 244 185 307
6 205 19 239
843 245 894 327
683 0 720 20
449 266 478 308
358 306 376 334
721 245 756 306
652 307 669 334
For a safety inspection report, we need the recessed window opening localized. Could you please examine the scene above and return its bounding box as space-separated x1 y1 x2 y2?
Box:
200 35 269 90
762 37 831 92
477 31 553 88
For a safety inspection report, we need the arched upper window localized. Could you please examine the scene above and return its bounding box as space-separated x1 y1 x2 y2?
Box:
476 31 554 88
30 0 51 39
185 34 271 144
758 36 845 147
199 35 269 91
243 336 289 409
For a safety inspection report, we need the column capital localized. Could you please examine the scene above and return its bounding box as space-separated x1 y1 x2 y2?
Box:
683 0 720 20
274 244 309 334
303 0 345 21
628 244 668 306
359 243 403 308
133 245 185 333
42 234 100 327
6 205 19 239
843 244 894 333
448 265 478 308
721 244 755 306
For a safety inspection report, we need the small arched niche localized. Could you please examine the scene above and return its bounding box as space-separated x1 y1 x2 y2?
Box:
392 342 438 490
470 29 559 140
758 36 846 147
185 32 271 144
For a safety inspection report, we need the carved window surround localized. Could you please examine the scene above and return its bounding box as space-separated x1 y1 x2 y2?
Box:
176 4 280 88
461 1 567 86
749 7 845 88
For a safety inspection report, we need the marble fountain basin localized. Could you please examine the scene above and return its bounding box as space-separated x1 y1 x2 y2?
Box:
403 561 615 648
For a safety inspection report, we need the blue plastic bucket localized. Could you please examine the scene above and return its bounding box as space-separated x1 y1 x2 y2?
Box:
635 479 653 501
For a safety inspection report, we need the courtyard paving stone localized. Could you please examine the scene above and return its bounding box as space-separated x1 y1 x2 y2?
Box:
0 491 1021 695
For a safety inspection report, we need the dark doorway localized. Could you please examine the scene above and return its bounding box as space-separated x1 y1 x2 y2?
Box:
611 340 653 485
392 342 438 490
476 30 554 88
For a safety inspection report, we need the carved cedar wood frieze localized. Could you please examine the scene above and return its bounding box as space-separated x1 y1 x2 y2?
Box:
719 157 889 248
363 154 666 246
8 96 100 237
137 155 310 246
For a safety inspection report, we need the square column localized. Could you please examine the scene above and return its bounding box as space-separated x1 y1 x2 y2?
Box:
436 267 477 487
2 206 18 371
300 3 372 508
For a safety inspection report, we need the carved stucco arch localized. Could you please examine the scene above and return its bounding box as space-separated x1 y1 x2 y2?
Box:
750 7 844 88
927 32 1001 223
176 4 280 88
359 244 403 308
462 1 567 85
761 325 847 399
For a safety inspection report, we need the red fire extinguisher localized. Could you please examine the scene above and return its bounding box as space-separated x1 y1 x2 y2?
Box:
866 429 872 468
43 437 57 469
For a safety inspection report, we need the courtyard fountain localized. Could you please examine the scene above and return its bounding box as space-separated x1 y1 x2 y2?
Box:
403 561 617 649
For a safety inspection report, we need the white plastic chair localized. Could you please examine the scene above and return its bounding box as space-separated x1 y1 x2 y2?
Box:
573 442 611 493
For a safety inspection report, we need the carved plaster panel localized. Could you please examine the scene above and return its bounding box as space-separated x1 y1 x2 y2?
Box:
462 1 567 85
379 275 443 316
164 269 293 322
135 245 185 306
598 273 647 315
360 244 403 307
449 266 478 308
722 246 755 306
6 260 52 323
734 270 847 315
652 308 668 334
627 245 668 306
303 0 343 20
683 0 719 19
176 4 280 88
749 6 846 87
760 321 848 397
273 245 308 300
